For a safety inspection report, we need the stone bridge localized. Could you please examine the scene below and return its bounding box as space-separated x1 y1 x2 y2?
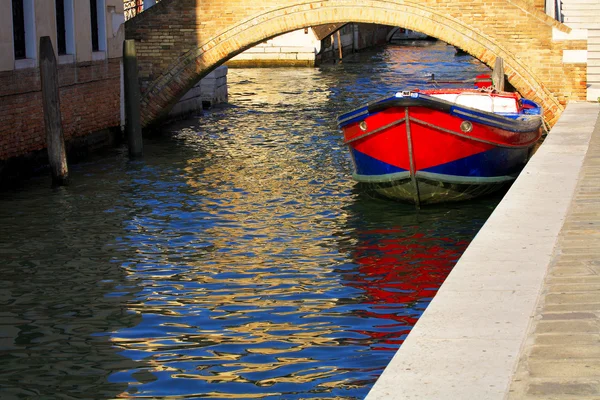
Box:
125 0 588 127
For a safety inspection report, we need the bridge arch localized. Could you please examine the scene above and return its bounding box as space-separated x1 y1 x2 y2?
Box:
126 0 585 127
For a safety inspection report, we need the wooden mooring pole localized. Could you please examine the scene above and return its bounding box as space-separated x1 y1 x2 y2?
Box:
492 57 505 92
123 39 143 158
336 30 343 61
39 36 69 186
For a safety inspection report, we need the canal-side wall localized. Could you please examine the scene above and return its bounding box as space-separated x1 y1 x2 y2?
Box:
0 58 123 184
199 66 228 109
168 66 228 118
0 0 125 183
317 24 355 63
0 59 122 162
365 101 600 400
0 60 229 183
227 29 321 67
318 23 393 64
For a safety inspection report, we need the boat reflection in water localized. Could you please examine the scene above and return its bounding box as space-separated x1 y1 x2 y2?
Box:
335 196 496 359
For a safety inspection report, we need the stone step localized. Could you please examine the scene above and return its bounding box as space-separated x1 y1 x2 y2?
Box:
562 15 600 26
562 10 600 18
561 0 600 4
562 4 600 11
564 22 600 29
587 83 600 101
564 16 600 23
564 2 600 9
562 1 600 6
562 2 600 7
587 25 600 101
588 66 600 74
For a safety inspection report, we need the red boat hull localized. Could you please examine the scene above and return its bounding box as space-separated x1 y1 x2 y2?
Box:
338 90 543 205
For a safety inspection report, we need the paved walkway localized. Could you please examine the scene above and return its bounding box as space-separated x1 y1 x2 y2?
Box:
366 102 600 400
508 106 600 398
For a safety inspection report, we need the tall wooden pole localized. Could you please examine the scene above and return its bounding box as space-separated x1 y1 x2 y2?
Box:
336 30 343 61
39 36 69 186
492 57 505 92
352 23 356 53
123 39 143 158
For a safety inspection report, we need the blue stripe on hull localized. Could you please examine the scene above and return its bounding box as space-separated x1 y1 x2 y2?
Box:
350 148 407 176
422 147 528 177
350 147 528 179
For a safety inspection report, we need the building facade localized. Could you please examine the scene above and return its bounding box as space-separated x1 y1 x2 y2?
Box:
0 0 125 176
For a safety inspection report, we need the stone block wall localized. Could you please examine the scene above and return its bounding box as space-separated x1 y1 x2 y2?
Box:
228 29 319 67
200 66 228 108
168 65 228 118
227 46 317 67
168 84 203 118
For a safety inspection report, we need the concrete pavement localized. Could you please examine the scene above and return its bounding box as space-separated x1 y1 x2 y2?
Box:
508 103 600 399
365 102 600 400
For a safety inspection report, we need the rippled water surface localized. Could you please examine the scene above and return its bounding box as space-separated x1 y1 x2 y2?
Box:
1 42 499 399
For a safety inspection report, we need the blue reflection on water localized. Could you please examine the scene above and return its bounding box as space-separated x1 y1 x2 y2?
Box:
0 42 498 399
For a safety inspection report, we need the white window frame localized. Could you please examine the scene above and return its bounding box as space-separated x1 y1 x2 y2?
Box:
13 0 37 69
93 0 107 57
57 0 76 64
64 0 75 55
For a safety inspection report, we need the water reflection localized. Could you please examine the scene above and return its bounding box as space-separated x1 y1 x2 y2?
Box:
338 198 495 352
0 185 143 399
0 42 495 399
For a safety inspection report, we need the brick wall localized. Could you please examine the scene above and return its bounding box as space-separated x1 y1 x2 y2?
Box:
0 59 121 161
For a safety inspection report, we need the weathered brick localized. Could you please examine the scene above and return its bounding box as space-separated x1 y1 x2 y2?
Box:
0 59 120 161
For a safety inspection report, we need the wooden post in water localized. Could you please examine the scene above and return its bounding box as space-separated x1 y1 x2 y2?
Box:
492 57 505 92
39 36 69 186
352 24 356 54
123 39 143 158
336 30 343 61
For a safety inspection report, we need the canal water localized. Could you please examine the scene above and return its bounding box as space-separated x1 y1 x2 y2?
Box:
1 42 499 399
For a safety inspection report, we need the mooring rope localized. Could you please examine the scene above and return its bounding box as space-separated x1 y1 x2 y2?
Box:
519 113 550 136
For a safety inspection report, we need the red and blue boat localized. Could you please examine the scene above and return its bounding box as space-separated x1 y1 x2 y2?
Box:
337 85 543 205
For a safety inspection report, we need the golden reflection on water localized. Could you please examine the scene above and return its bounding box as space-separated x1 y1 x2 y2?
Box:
114 69 359 396
110 44 493 399
0 44 497 400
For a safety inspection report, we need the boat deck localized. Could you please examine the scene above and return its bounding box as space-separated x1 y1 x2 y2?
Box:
365 101 600 400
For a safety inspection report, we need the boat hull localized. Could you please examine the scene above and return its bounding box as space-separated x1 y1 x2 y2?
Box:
338 90 542 205
354 172 513 204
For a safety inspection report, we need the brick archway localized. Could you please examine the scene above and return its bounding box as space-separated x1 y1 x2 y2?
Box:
126 0 585 127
